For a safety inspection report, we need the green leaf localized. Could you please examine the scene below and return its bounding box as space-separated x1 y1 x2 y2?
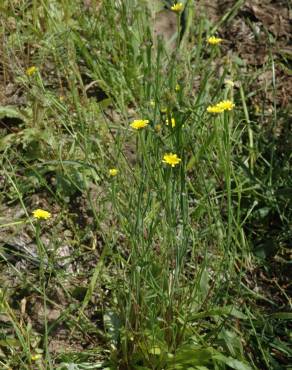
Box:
0 133 17 151
218 329 244 357
189 306 247 321
167 346 214 368
103 310 121 347
0 106 25 120
270 339 292 356
270 312 292 320
199 268 209 300
0 337 21 347
213 353 252 370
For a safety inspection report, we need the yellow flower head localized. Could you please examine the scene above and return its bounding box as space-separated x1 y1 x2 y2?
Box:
216 100 235 111
32 209 51 220
166 117 176 128
160 107 167 113
26 66 37 76
207 36 223 45
31 354 42 361
130 119 149 130
175 84 180 91
207 105 224 114
162 153 181 167
109 168 118 176
207 100 235 114
150 100 155 107
171 3 184 12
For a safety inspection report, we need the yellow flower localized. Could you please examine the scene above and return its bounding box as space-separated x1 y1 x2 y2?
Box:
166 117 176 128
216 100 235 111
31 354 42 361
32 209 51 220
150 100 155 106
207 105 224 114
175 84 180 91
207 36 223 45
162 153 181 167
207 100 235 114
26 66 37 76
109 168 118 176
160 107 167 113
171 3 184 12
130 119 149 130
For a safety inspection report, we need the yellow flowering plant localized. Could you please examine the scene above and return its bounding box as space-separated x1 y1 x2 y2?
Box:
2 1 280 367
171 3 184 12
32 209 51 220
26 66 38 76
162 153 181 167
130 119 149 130
216 100 235 111
207 36 223 45
207 105 225 114
31 354 42 361
109 168 118 176
166 117 176 128
207 100 235 114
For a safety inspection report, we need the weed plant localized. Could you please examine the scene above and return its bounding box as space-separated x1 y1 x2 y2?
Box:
0 1 290 369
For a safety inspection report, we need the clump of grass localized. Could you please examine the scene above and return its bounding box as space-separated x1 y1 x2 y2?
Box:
0 1 290 369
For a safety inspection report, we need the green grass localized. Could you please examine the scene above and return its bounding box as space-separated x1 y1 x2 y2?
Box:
0 1 290 369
